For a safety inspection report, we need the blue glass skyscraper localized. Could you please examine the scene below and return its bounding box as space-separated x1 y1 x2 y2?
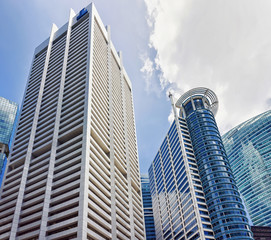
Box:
222 110 271 227
141 174 156 240
149 87 252 240
0 97 18 187
176 88 252 239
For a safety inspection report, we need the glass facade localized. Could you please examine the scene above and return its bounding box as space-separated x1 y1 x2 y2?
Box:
0 97 18 145
0 153 6 188
141 174 156 240
0 97 18 187
222 110 271 227
149 120 215 240
184 98 251 240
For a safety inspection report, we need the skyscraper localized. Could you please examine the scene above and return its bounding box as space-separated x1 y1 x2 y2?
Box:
141 174 156 240
0 97 18 187
0 4 145 240
222 110 271 227
149 87 252 240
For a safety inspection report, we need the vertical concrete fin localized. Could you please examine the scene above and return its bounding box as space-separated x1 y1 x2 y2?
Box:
107 24 118 240
38 9 74 240
77 4 94 239
9 21 58 240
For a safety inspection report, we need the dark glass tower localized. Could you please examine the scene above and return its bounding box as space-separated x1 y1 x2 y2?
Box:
175 87 252 240
141 174 156 240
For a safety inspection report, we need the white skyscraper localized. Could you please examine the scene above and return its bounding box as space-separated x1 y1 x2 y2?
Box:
0 4 145 240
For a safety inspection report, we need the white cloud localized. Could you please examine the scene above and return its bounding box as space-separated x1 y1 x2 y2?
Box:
143 0 271 133
140 55 154 91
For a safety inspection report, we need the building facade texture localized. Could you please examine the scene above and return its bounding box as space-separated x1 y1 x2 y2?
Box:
0 4 145 240
0 97 18 187
222 110 271 227
141 174 156 240
251 226 271 240
149 88 252 240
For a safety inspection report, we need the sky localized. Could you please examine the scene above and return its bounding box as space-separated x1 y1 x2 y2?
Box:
1 0 271 174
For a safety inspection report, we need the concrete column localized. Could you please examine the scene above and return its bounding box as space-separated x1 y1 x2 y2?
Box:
107 25 117 239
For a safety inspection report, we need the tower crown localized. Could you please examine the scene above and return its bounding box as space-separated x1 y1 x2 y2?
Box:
175 87 219 117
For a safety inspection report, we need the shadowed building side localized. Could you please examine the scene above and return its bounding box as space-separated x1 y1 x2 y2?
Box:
251 226 271 240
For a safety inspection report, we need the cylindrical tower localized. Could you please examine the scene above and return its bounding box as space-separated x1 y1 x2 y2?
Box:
175 87 253 240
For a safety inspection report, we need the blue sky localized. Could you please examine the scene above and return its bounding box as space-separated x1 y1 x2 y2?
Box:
1 0 271 174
